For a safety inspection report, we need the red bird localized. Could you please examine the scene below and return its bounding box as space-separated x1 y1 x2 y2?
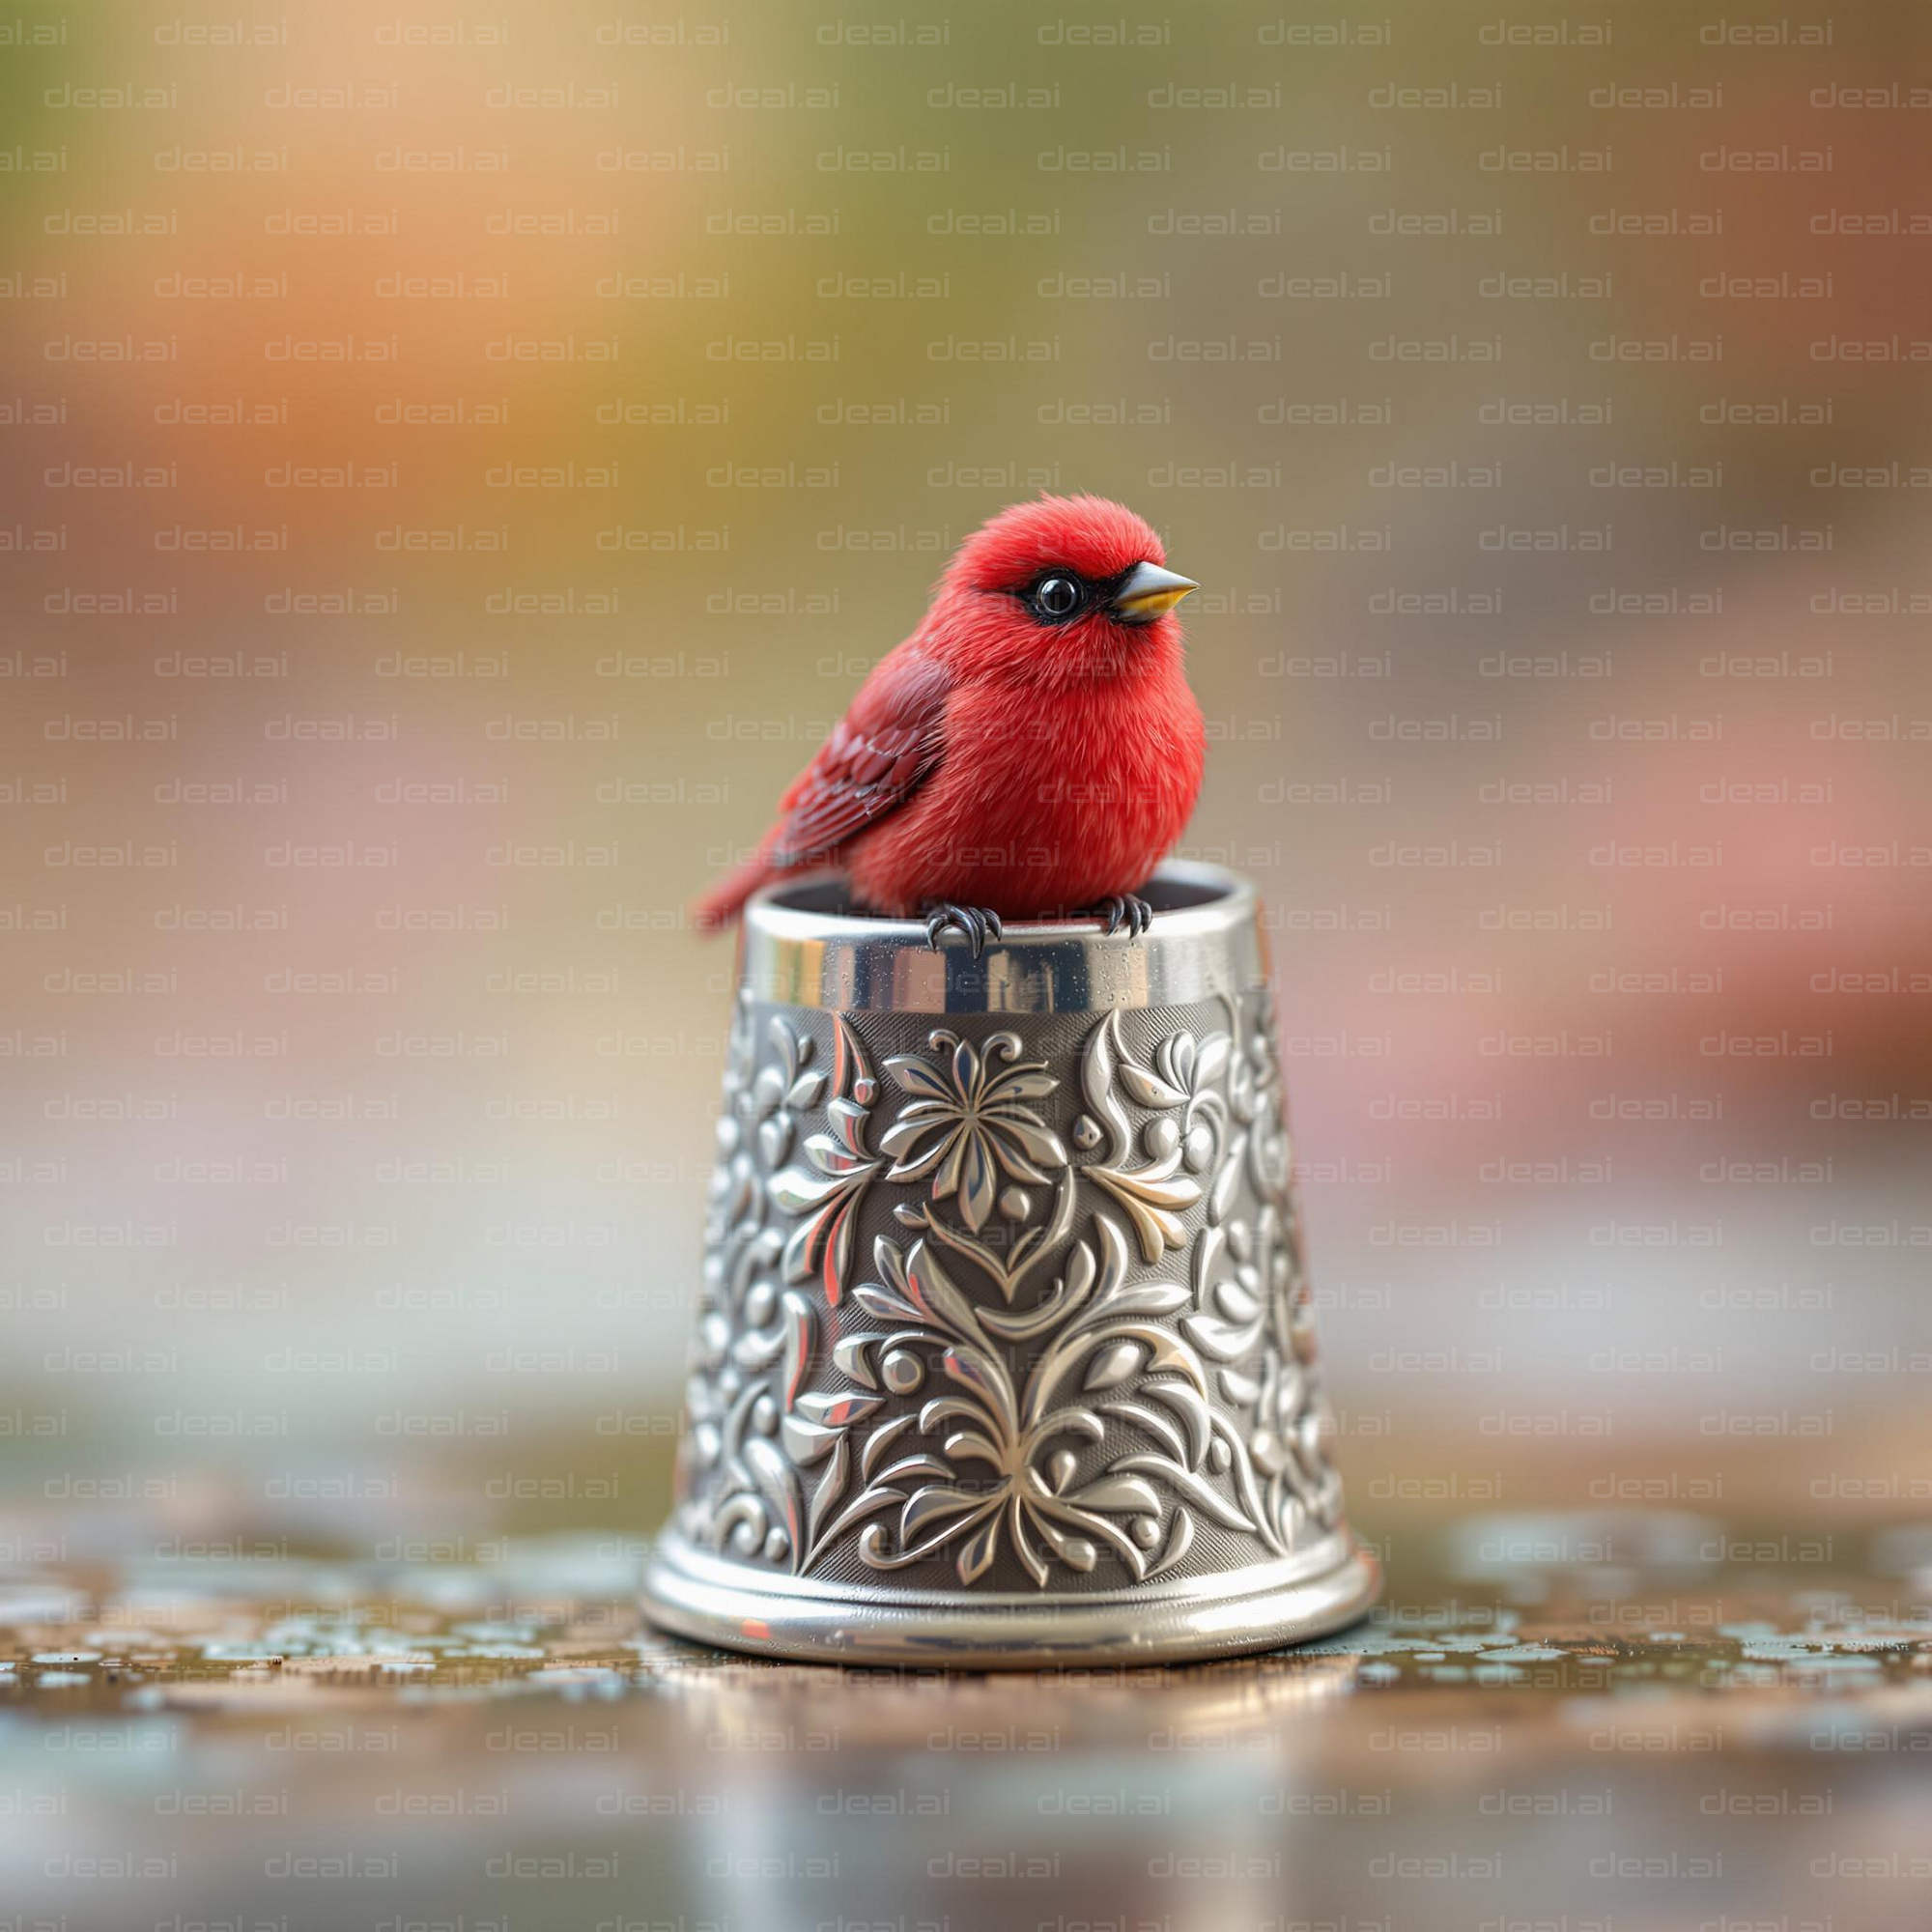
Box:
694 495 1205 954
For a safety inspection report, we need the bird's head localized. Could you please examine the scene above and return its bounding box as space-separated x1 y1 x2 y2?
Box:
928 494 1198 685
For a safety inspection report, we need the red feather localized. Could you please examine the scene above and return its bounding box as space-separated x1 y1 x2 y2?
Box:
691 644 950 928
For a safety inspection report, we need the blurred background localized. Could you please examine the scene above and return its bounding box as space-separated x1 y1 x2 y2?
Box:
2 0 1930 1571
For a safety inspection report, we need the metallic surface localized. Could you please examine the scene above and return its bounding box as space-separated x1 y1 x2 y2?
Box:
643 863 1380 1664
738 858 1267 1012
643 1528 1379 1665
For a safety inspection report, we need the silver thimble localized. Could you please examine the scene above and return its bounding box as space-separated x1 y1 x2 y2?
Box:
643 863 1379 1664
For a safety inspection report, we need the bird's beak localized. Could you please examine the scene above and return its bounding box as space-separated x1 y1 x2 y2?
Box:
1111 560 1199 624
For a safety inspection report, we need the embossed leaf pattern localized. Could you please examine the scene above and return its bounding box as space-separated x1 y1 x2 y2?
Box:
779 1292 811 1410
1083 1340 1142 1393
1119 1061 1188 1110
1076 1012 1208 1262
1087 1162 1199 1264
768 1017 883 1304
682 991 1347 1586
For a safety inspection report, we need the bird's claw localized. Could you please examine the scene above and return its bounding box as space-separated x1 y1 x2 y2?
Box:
922 902 1004 959
1095 893 1155 939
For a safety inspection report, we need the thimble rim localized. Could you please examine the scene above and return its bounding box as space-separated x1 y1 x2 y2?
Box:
642 1527 1381 1667
746 858 1256 942
737 859 1266 1013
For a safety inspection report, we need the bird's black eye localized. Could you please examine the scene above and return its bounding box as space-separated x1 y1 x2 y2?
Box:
1033 575 1082 619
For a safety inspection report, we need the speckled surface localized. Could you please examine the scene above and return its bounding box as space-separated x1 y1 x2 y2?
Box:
7 1514 1931 1931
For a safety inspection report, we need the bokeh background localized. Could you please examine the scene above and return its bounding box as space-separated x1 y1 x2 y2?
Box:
3 0 1931 1575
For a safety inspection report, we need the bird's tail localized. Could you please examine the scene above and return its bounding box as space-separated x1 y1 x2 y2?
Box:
690 852 776 933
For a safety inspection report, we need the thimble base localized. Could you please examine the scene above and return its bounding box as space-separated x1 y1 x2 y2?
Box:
641 1529 1380 1669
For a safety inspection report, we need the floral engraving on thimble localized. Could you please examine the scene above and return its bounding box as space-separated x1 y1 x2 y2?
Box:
676 990 1346 1591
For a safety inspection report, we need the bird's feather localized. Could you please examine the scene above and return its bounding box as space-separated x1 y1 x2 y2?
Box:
768 647 950 865
691 643 950 927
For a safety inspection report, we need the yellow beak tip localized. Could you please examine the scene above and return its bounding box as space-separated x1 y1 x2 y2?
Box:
1119 584 1196 620
1113 565 1200 621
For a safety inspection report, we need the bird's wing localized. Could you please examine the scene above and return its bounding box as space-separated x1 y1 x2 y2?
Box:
766 646 950 867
